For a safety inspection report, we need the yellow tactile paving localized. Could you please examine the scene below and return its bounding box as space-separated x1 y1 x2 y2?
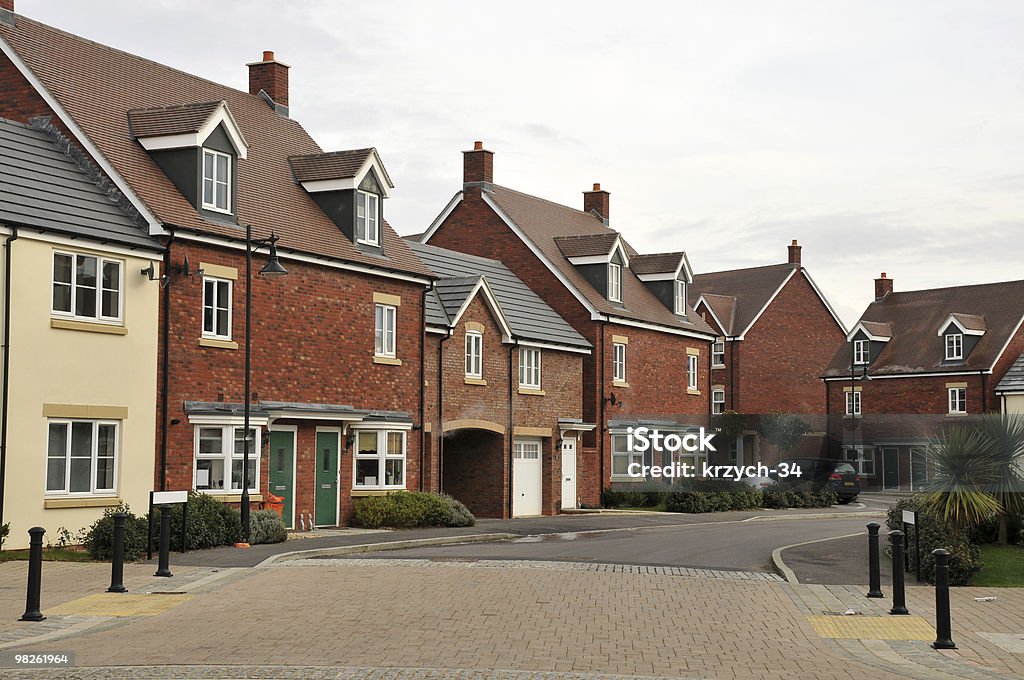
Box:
46 593 192 617
808 615 935 640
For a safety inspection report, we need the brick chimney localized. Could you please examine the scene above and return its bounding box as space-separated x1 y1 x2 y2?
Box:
463 141 494 187
875 272 893 300
248 51 290 114
0 0 13 21
787 239 802 267
583 183 610 225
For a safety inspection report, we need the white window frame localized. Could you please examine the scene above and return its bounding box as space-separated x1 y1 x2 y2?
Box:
607 263 622 303
853 339 869 365
352 429 406 490
465 331 483 378
674 280 687 315
201 148 232 214
611 433 643 481
375 304 397 358
519 347 541 389
514 439 541 460
356 191 380 246
712 339 725 367
945 333 963 361
612 342 626 383
202 276 233 340
51 250 123 324
193 425 261 493
948 387 967 414
845 390 861 416
712 389 726 414
687 354 699 390
844 446 874 476
45 419 119 496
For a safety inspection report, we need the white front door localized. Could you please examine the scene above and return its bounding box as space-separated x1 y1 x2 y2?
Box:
513 438 543 517
560 437 577 510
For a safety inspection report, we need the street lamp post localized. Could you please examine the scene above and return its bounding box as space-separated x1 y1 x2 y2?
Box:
240 225 287 545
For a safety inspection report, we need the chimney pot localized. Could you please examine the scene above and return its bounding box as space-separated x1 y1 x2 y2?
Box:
874 272 893 300
583 183 610 225
787 239 802 267
248 51 290 112
263 50 274 61
463 141 494 187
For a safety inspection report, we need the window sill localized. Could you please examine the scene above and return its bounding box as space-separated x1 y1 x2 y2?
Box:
374 356 402 366
351 488 404 497
712 363 726 369
44 496 123 509
610 476 644 483
612 380 629 389
51 319 127 335
518 387 545 396
947 412 969 417
687 389 701 396
844 414 862 419
196 492 263 502
199 337 238 350
464 377 487 386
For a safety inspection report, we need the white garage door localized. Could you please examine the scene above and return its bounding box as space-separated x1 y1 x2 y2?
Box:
513 438 542 517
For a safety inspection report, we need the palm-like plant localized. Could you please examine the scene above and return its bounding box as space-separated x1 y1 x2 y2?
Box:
976 413 1024 543
920 426 1003 536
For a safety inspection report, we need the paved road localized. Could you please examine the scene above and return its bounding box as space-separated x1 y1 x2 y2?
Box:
785 533 897 585
335 516 878 572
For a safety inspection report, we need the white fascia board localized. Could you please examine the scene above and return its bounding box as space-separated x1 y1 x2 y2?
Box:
516 339 592 355
187 414 270 426
0 34 165 236
634 254 692 283
480 191 600 317
301 178 356 193
426 325 451 335
449 277 514 343
599 314 718 341
349 420 413 431
138 133 201 152
175 230 432 285
612 236 629 268
823 370 991 382
18 228 163 258
197 102 248 159
846 321 892 343
262 409 364 422
693 296 729 338
354 150 394 197
989 312 1024 371
802 269 848 335
419 192 464 243
567 253 614 266
734 267 798 340
937 314 986 337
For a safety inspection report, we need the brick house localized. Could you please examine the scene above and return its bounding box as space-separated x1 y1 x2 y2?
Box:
1 9 436 528
690 240 847 464
407 241 592 516
997 354 1024 415
823 273 1024 491
0 116 164 549
419 143 719 493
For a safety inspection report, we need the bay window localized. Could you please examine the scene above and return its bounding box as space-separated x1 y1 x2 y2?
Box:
194 425 260 492
353 429 406 489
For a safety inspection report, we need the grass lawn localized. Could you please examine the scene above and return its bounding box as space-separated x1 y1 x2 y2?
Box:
0 547 95 563
971 544 1024 586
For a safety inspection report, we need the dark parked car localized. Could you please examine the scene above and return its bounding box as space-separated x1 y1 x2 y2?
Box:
770 458 860 503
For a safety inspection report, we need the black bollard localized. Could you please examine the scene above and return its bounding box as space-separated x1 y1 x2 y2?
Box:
866 522 884 598
932 548 956 649
154 504 172 577
107 512 127 593
889 530 909 615
19 527 46 621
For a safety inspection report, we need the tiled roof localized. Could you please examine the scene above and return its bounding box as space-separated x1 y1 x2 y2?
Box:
824 279 1024 377
126 101 222 138
407 240 591 350
0 116 159 250
630 252 685 276
949 313 987 333
553 233 619 259
857 321 894 338
996 353 1024 394
695 293 737 336
289 149 374 183
485 186 715 336
0 16 430 278
690 263 797 337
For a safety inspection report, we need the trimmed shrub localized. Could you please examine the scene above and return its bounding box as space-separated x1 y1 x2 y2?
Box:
249 510 287 545
665 490 713 513
886 497 982 585
84 504 149 561
441 494 475 527
158 492 242 551
354 491 474 529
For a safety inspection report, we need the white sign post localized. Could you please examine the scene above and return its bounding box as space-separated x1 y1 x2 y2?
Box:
148 490 190 559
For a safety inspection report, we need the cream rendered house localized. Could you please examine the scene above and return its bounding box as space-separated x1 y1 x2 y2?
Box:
0 117 163 549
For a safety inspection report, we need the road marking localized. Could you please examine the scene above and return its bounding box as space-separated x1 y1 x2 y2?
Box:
772 532 863 584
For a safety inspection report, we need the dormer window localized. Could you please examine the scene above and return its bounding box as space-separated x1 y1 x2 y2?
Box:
356 191 380 246
853 339 869 365
202 149 232 213
608 263 622 303
674 280 687 315
945 333 963 361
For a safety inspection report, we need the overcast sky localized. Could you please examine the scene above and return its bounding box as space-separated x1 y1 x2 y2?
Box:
18 1 1024 326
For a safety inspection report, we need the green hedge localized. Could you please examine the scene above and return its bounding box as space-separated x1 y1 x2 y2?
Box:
159 492 242 550
83 504 150 561
354 491 476 529
886 497 982 586
604 479 836 514
249 510 287 544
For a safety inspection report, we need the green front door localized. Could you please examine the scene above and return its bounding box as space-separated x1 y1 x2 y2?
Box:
268 431 294 529
315 431 339 526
